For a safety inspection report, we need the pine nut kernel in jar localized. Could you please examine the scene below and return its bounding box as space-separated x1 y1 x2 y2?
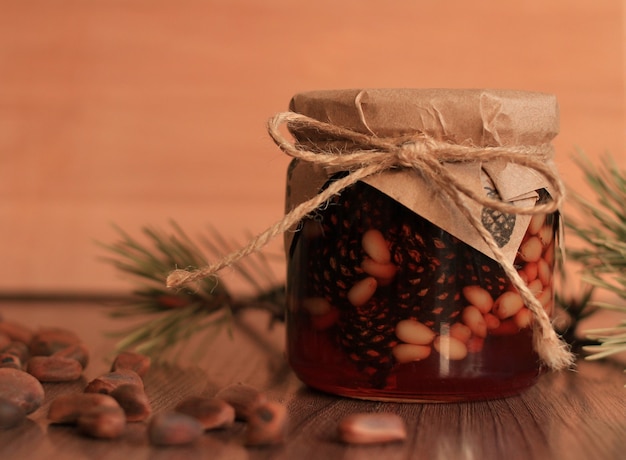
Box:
283 89 563 401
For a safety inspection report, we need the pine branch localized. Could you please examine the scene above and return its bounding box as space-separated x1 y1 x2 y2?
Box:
98 221 285 361
554 283 599 353
565 151 626 368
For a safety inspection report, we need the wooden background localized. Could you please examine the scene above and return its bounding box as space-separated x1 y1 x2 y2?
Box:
0 0 624 295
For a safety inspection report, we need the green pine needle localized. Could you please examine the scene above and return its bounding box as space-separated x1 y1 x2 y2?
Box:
98 221 284 361
566 151 626 366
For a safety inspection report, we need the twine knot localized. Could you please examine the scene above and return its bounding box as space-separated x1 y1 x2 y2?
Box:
166 111 574 371
395 142 431 167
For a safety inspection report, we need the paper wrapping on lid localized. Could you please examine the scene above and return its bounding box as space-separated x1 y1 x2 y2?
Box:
284 88 560 262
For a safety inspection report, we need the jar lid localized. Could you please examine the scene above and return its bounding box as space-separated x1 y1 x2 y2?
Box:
284 88 562 264
289 88 559 147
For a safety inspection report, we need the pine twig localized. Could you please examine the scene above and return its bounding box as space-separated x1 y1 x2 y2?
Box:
565 151 626 367
98 222 285 361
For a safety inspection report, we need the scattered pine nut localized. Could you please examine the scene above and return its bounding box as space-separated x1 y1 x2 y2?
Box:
175 396 235 430
27 356 83 382
110 384 152 422
0 368 45 415
110 351 151 378
338 413 406 445
215 383 267 421
245 401 288 446
77 405 126 439
148 411 204 446
84 369 143 395
0 397 26 429
48 393 120 424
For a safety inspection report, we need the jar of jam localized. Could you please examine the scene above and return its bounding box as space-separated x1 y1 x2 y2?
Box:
281 89 564 401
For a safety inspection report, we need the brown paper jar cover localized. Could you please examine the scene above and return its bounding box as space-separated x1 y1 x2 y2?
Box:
285 89 560 264
284 88 561 402
288 88 558 146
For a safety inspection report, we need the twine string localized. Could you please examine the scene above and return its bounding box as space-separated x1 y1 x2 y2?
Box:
166 111 574 370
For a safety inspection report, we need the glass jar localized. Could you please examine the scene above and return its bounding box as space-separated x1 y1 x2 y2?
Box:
283 89 561 401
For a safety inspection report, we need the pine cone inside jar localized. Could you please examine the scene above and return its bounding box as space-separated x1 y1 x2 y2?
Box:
291 177 508 386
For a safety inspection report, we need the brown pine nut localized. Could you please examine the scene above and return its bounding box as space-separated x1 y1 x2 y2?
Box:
538 224 554 247
175 396 235 430
361 258 397 280
517 270 529 285
461 306 487 338
0 368 45 415
0 353 21 370
466 336 485 353
527 279 543 296
493 291 525 319
347 277 378 307
395 319 435 345
514 308 533 329
110 384 152 422
537 258 551 286
338 413 406 445
489 319 519 336
110 351 151 378
84 369 143 394
2 342 28 364
215 383 267 421
537 286 553 308
0 322 32 345
148 411 203 446
543 299 554 315
434 336 468 361
302 297 332 316
27 356 83 382
245 401 288 446
29 327 81 357
392 343 431 363
519 236 543 263
0 332 11 351
77 405 126 439
483 313 501 330
528 214 546 235
461 285 493 314
361 229 391 264
48 393 120 424
0 398 26 429
53 343 89 369
449 323 472 343
543 239 556 265
523 262 538 282
311 308 339 331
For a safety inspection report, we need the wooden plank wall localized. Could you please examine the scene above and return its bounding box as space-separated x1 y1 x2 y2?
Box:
0 0 624 295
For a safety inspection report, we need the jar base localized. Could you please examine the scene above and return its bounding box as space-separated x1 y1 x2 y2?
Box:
291 365 540 402
288 326 542 402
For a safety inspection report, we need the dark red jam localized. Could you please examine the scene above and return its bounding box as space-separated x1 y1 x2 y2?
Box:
286 180 556 401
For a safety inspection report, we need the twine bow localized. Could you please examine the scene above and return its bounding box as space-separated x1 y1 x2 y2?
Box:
167 111 574 371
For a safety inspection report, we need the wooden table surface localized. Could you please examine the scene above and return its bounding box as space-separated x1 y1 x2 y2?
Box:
1 301 624 460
